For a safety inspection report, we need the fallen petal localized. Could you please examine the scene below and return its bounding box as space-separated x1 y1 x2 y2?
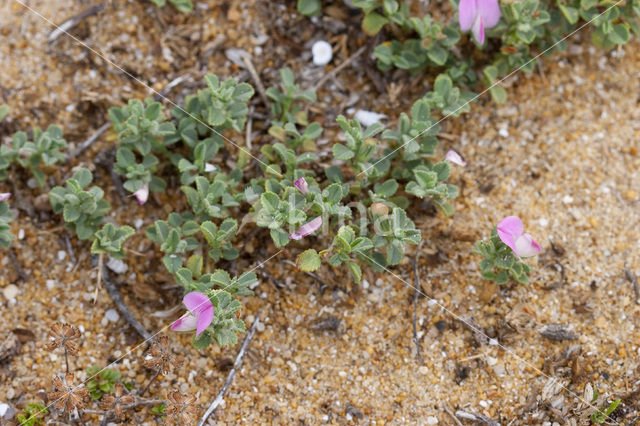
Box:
290 216 323 240
353 110 387 127
445 150 467 167
472 15 485 44
0 192 10 201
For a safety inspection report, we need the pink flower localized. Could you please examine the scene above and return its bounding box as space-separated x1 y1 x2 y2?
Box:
134 184 149 205
445 150 467 167
497 216 541 258
294 177 308 195
0 192 10 201
170 292 214 338
459 0 501 44
289 216 322 240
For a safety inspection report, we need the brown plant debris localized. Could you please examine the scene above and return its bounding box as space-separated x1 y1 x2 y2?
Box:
165 390 199 425
46 322 81 356
48 373 90 412
143 335 183 375
100 383 135 419
539 324 579 341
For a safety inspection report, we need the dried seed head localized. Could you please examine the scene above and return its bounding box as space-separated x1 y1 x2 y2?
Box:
100 384 134 418
143 335 182 374
165 390 198 425
46 322 82 356
48 373 89 412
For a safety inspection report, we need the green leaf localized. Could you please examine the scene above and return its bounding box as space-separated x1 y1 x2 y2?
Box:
489 86 507 104
260 192 280 213
297 249 322 272
332 143 354 160
297 0 321 16
559 4 579 24
427 46 448 66
608 23 630 44
362 12 389 35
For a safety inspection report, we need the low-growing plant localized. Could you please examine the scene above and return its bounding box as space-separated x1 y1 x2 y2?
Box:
16 403 48 426
0 193 14 248
590 386 621 423
148 0 193 13
49 168 111 240
91 223 135 259
473 216 541 284
0 125 67 187
85 366 121 400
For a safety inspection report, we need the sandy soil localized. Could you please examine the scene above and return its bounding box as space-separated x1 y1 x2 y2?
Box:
1 0 639 425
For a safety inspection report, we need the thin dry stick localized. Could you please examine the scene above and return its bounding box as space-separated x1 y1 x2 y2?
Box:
412 243 424 364
48 2 105 43
624 268 640 304
102 265 154 342
154 73 191 101
198 311 262 426
241 55 269 109
70 122 110 159
138 370 160 397
455 410 501 426
443 404 464 426
93 253 104 303
312 44 367 92
82 399 165 416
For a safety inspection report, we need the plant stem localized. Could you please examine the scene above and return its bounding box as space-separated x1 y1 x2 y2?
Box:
64 347 69 374
139 370 160 397
93 253 104 303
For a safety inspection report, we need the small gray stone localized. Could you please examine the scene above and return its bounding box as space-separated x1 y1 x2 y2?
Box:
104 309 120 323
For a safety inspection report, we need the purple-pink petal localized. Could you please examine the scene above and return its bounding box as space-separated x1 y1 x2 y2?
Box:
459 0 477 31
472 15 485 44
0 192 10 201
497 216 523 253
171 313 198 332
294 177 308 195
134 184 149 205
478 0 501 28
183 291 213 314
289 216 323 240
514 233 541 258
195 305 214 337
445 150 467 167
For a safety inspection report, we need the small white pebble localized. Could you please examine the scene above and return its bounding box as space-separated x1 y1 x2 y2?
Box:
361 279 370 290
486 356 498 366
106 257 128 274
0 403 11 418
57 250 67 261
426 416 438 424
479 400 489 408
418 366 429 375
18 229 24 240
562 195 573 204
46 279 56 290
338 371 347 378
256 321 265 332
311 40 332 66
489 338 499 346
499 128 509 137
2 284 18 300
204 163 217 172
427 299 437 306
539 218 549 227
134 218 144 229
78 325 85 333
104 309 120 323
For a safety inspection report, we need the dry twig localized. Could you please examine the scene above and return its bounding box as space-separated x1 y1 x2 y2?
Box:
48 2 105 44
412 242 425 364
198 311 262 426
455 409 501 426
312 45 367 92
70 122 111 159
102 264 154 342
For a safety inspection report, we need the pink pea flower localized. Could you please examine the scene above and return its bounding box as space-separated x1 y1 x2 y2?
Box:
133 184 149 205
170 292 214 338
497 216 541 258
294 177 308 195
445 150 467 167
459 0 501 44
0 192 10 201
289 216 322 240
